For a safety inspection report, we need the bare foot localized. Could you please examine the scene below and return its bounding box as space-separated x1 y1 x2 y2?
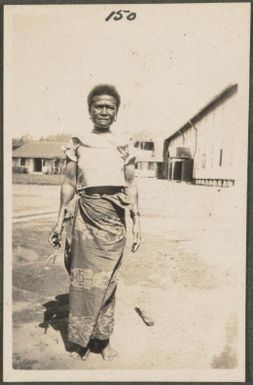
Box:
101 344 118 361
81 349 90 361
70 351 81 361
70 348 90 361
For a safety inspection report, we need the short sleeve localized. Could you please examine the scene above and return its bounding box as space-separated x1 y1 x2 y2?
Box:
119 137 137 166
61 137 82 162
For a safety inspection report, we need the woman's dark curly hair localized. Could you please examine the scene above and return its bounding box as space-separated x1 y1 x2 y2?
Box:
87 84 121 112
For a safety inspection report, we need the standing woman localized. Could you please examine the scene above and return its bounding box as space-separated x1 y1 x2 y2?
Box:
49 84 141 361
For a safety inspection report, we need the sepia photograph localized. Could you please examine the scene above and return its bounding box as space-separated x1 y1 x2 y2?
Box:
3 2 251 382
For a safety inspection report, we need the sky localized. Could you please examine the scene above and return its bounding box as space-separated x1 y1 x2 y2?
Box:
4 3 251 140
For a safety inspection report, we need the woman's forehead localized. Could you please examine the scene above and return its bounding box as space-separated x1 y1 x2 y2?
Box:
92 94 117 105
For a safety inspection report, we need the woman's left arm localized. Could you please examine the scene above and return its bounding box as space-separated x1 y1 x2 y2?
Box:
124 159 141 252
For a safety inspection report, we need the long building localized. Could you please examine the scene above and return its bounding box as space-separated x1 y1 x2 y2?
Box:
163 84 238 187
12 141 66 174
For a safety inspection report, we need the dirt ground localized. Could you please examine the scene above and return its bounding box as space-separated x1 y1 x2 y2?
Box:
12 179 245 371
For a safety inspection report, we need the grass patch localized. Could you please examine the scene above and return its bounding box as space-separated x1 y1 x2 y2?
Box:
13 173 64 185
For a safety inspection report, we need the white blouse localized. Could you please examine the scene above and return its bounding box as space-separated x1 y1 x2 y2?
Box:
62 131 136 190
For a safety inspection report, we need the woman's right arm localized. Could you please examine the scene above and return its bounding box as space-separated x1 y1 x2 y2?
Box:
49 160 77 246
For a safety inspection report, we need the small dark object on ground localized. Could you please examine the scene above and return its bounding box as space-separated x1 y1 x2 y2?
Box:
135 306 154 326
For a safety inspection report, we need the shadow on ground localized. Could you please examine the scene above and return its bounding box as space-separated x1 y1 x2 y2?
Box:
39 294 108 358
39 293 74 352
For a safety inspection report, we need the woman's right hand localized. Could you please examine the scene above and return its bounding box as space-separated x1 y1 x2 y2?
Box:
48 225 62 247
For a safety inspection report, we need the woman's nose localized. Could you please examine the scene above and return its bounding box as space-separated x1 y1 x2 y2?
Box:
101 107 107 115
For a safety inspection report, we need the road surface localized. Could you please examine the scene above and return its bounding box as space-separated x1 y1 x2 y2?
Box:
11 179 245 376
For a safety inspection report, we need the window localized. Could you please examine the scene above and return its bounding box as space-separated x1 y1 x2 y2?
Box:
20 158 26 166
219 149 223 167
144 141 155 151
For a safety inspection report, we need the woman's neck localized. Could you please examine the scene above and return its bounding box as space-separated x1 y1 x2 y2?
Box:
92 127 112 134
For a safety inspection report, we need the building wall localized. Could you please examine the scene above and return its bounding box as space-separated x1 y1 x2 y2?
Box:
167 93 238 181
12 158 20 167
135 161 158 178
13 158 66 174
134 139 164 178
13 158 34 172
42 159 54 174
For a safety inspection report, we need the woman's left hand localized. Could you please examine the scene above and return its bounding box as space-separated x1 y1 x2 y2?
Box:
132 220 141 253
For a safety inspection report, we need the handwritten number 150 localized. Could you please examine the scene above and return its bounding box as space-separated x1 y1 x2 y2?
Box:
105 10 137 22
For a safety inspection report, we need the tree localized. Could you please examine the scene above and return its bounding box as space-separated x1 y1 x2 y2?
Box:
12 134 33 150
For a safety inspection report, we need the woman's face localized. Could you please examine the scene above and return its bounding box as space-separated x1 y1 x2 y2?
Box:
90 94 118 130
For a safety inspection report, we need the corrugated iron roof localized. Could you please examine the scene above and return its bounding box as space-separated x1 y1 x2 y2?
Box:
164 84 238 144
12 141 67 159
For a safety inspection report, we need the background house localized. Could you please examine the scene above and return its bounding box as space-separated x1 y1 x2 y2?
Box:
133 137 165 178
12 141 67 174
163 84 238 187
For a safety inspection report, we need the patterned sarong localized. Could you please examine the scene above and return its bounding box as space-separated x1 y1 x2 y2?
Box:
64 190 131 348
